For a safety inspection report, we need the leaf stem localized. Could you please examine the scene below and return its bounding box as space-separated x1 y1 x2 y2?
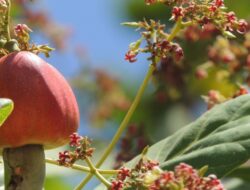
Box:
96 19 183 168
45 158 90 173
96 64 155 167
45 158 118 175
74 157 111 190
167 18 182 42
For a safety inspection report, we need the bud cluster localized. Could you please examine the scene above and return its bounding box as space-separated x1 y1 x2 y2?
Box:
183 23 219 42
127 0 249 107
15 0 69 49
203 86 248 109
124 20 184 64
195 29 250 86
111 158 160 190
202 90 226 109
111 158 224 190
57 133 95 167
13 23 54 57
14 24 32 44
146 0 248 38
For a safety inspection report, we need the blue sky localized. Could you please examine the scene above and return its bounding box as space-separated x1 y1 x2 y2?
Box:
37 0 149 81
31 0 153 139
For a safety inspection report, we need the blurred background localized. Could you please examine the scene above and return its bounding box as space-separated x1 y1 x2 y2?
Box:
1 0 250 189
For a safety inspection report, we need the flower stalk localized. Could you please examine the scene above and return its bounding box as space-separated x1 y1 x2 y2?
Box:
75 17 184 189
45 158 118 175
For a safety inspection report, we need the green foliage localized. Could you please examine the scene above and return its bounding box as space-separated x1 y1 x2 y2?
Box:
228 167 250 181
125 0 171 21
0 98 13 127
126 95 250 178
44 176 73 190
225 0 250 18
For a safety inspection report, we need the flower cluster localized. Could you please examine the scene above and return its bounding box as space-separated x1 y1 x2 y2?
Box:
15 0 70 49
124 20 184 64
195 28 250 86
111 158 159 190
125 0 249 107
125 51 137 63
183 23 219 42
69 132 82 147
147 0 248 37
157 41 184 62
124 0 248 68
57 133 95 167
149 163 224 190
14 24 32 44
12 23 54 57
111 158 224 190
208 36 246 65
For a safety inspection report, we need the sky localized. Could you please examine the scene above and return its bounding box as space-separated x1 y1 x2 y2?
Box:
31 0 153 138
38 0 149 80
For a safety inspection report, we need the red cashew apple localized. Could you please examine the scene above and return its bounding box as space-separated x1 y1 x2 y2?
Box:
0 51 79 189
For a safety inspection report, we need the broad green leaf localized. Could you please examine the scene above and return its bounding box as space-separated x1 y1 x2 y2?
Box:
0 98 14 127
126 95 250 178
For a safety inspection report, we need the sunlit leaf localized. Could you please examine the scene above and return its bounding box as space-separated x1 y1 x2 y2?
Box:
0 98 14 127
126 95 250 178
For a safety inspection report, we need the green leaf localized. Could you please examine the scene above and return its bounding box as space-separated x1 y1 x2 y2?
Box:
126 95 250 178
0 98 14 127
223 31 236 39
